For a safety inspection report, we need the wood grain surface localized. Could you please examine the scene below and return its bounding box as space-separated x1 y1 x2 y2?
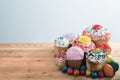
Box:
0 43 119 80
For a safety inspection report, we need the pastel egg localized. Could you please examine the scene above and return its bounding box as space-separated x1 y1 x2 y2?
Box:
73 69 79 76
106 55 114 63
80 65 87 70
67 67 73 75
91 71 98 78
109 61 119 71
98 70 104 78
86 70 91 76
80 69 85 75
103 64 114 77
61 66 68 73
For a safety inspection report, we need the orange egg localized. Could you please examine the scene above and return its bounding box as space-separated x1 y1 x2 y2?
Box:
73 69 79 76
103 64 114 77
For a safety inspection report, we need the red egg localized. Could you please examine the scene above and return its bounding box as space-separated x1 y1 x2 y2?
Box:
80 70 86 75
67 67 73 75
98 70 104 78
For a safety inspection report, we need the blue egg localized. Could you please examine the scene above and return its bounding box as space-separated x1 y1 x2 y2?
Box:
91 71 98 78
62 66 68 73
80 65 87 70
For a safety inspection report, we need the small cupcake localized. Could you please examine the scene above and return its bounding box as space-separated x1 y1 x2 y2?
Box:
82 24 111 45
54 36 69 57
66 46 84 69
55 51 66 68
86 48 107 71
96 42 112 55
72 36 96 53
63 33 78 48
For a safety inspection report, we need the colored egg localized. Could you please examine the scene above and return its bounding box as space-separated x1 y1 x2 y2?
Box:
61 66 68 73
73 69 79 76
80 65 87 70
91 71 98 78
109 61 119 71
98 70 104 78
67 67 73 75
106 55 114 63
80 70 85 75
86 70 91 76
103 64 114 77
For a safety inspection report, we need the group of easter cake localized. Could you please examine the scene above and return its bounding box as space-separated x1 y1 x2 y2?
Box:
54 24 119 78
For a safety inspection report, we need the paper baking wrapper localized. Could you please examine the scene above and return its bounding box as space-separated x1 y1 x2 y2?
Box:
86 59 106 71
67 60 82 69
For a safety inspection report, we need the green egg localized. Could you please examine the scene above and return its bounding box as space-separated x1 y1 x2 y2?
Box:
109 61 119 72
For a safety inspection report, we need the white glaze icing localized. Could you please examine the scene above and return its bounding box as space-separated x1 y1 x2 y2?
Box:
86 49 107 62
84 26 111 40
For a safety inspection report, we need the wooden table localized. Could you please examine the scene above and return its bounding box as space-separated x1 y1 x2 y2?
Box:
0 43 119 80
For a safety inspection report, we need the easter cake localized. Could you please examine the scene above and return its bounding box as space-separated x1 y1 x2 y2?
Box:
54 25 119 78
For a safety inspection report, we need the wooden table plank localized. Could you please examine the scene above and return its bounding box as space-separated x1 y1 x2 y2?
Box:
0 43 119 80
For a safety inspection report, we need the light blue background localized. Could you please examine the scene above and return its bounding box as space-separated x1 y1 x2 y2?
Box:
0 0 120 43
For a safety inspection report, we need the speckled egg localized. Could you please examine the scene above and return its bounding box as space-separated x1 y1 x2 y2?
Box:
80 65 87 70
73 69 79 76
86 70 91 76
98 70 104 78
109 61 119 72
61 66 68 73
80 70 86 75
67 67 73 75
103 64 114 77
91 71 98 78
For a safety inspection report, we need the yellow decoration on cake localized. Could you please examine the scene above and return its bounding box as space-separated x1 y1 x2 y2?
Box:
96 48 100 50
78 36 91 44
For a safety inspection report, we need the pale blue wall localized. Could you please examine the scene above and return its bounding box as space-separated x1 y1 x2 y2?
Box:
0 0 120 43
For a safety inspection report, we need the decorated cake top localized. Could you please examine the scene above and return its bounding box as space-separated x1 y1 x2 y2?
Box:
72 36 96 52
78 36 91 45
72 36 91 46
63 33 77 44
66 46 84 60
55 36 69 47
87 48 107 62
82 24 111 40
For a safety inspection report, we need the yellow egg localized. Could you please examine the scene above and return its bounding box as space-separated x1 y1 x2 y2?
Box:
106 55 114 63
86 69 91 76
103 64 114 77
